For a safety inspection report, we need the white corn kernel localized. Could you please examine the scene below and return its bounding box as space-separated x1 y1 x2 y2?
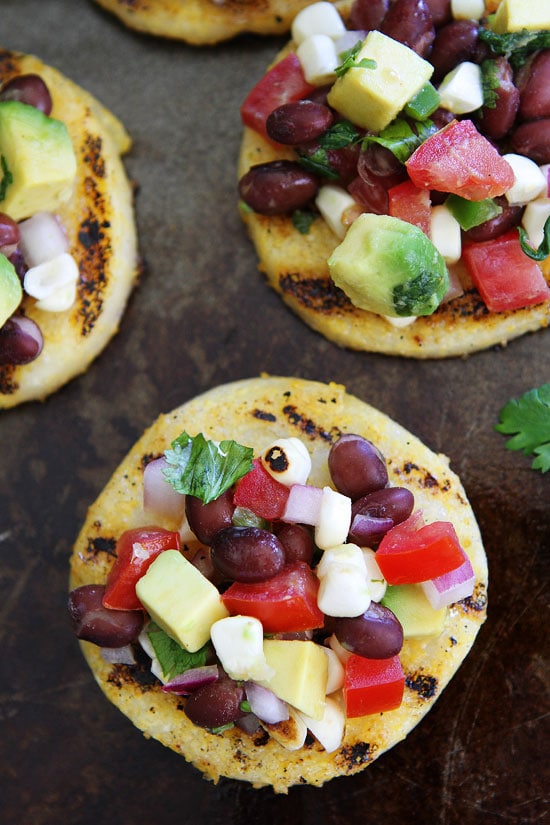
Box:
35 280 77 312
323 646 345 694
503 154 547 205
362 548 387 602
383 314 417 327
431 203 462 263
210 616 274 682
296 696 345 753
317 563 371 616
292 2 346 44
315 184 359 239
316 543 366 579
297 34 339 85
522 197 550 248
451 0 485 20
261 437 311 486
23 252 79 300
314 486 351 550
438 61 483 113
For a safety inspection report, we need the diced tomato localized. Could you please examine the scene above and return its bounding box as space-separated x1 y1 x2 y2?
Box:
376 517 465 585
406 119 515 201
240 53 315 141
388 179 432 236
103 527 180 611
233 458 290 520
343 654 405 717
462 230 550 312
221 562 324 632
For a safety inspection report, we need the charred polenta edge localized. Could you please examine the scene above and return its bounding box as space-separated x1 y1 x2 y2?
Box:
71 378 487 791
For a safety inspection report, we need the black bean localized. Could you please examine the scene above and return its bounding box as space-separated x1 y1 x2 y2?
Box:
517 50 550 121
184 676 245 729
477 58 519 140
185 489 234 545
328 434 388 500
0 316 43 366
348 0 390 31
511 119 550 165
0 73 52 114
429 20 479 81
332 602 404 658
273 522 315 565
349 487 415 545
211 526 286 582
238 160 319 215
68 584 144 648
380 0 435 58
463 197 524 243
266 100 334 145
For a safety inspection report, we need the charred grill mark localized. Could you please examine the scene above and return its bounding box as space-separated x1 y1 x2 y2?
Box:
282 403 340 442
399 462 451 491
141 451 162 471
405 672 438 699
0 364 17 395
278 273 352 313
252 409 277 422
252 728 270 747
339 741 373 767
460 583 488 612
86 535 117 557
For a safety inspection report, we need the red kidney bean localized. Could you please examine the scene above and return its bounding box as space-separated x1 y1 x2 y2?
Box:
358 143 406 183
0 213 20 247
0 316 43 365
331 602 404 659
349 487 415 546
477 58 520 140
325 143 363 186
329 434 388 500
463 197 524 243
266 100 334 145
380 0 435 57
68 584 144 648
211 526 286 583
0 73 52 114
429 19 479 81
511 118 550 165
238 160 319 215
424 0 451 27
516 50 550 121
185 489 235 545
348 0 390 31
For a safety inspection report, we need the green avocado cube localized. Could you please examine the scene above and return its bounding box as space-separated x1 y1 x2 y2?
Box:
262 639 328 720
135 550 229 652
492 0 550 32
328 213 449 317
382 584 446 638
0 100 77 221
0 253 22 326
327 31 434 132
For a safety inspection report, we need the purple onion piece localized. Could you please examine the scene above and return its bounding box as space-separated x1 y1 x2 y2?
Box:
349 513 395 545
162 664 220 695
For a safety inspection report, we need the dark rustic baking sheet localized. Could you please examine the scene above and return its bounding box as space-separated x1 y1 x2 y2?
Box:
1 2 548 823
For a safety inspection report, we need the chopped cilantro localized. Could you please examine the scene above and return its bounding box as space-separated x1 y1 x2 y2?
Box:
479 59 501 110
518 216 550 262
478 27 550 70
163 432 254 504
147 622 210 680
297 120 360 179
392 270 446 316
495 384 550 473
0 155 13 202
292 208 318 234
362 118 438 164
335 41 375 77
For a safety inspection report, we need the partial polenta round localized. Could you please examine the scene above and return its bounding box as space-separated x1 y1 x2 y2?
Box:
69 376 488 792
0 48 138 408
93 0 339 45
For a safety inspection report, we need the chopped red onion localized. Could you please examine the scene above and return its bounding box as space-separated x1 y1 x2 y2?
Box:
100 645 137 666
282 483 323 525
442 265 465 303
161 665 219 695
421 556 475 610
143 456 186 521
18 211 69 267
245 681 289 724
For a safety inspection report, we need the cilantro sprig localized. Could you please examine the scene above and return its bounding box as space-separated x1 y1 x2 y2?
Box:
297 120 360 179
362 117 438 164
334 41 376 77
518 216 550 262
147 622 210 680
478 27 550 70
163 431 253 503
0 155 13 201
495 384 550 473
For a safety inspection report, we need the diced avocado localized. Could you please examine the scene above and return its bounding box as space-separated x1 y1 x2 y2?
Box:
0 253 22 326
135 550 229 653
327 31 433 132
404 82 440 120
262 639 328 720
492 0 550 33
381 584 446 638
0 101 77 222
328 213 449 317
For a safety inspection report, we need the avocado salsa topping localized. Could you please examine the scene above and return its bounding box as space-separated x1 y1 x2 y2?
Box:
69 429 477 752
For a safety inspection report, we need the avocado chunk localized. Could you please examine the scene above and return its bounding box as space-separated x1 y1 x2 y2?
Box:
0 100 77 222
262 639 328 720
328 213 450 317
327 31 433 132
492 0 550 32
381 584 446 639
135 550 229 653
0 252 23 326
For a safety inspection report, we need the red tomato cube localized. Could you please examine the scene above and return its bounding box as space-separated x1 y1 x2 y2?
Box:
233 458 290 520
240 53 315 141
344 654 405 717
388 179 432 237
221 562 324 633
462 230 550 312
376 518 466 584
406 119 515 201
103 527 180 611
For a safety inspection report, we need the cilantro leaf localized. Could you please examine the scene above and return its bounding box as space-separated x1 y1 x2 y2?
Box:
147 622 210 680
518 216 550 261
362 118 438 163
495 384 550 473
480 59 501 110
334 41 375 77
0 155 13 202
292 208 318 234
163 432 254 503
478 27 550 69
297 120 360 179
